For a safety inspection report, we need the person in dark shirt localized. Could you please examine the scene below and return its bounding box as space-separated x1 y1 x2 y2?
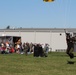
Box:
66 37 74 59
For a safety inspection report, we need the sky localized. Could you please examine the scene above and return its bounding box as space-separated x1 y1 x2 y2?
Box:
0 0 76 29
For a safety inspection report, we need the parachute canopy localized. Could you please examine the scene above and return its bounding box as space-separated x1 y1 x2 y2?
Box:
43 0 54 2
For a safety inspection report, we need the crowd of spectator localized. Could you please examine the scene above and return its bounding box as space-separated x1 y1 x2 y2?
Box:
0 42 49 57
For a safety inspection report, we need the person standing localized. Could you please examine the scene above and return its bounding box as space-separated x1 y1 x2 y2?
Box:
43 44 49 57
23 43 28 55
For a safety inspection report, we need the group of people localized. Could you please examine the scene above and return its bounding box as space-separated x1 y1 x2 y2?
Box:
33 43 49 57
23 42 49 57
0 33 76 58
0 42 15 54
0 42 49 57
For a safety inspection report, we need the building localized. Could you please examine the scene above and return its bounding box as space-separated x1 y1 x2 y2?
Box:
0 28 76 52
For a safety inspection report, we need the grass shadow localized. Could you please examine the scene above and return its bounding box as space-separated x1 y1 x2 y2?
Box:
67 61 75 64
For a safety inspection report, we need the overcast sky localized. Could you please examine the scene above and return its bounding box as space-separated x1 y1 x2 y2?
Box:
0 0 76 29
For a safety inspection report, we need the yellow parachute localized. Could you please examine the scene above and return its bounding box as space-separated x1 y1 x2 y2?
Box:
43 0 54 2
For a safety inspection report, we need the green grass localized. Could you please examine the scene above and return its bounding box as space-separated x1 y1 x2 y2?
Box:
0 52 76 75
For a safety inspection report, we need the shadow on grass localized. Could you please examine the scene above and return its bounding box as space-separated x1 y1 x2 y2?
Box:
67 61 75 64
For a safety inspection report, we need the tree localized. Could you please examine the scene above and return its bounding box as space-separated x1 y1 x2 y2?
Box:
6 25 10 29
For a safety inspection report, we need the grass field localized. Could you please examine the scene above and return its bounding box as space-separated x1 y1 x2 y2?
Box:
0 52 76 75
